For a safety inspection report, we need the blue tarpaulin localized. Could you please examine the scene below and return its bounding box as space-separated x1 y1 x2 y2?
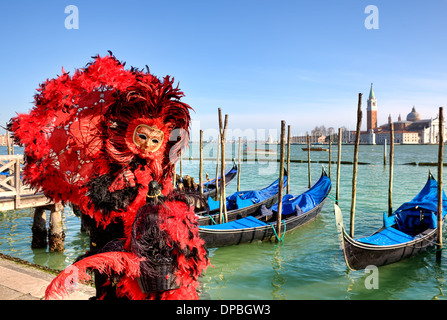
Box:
356 227 415 245
201 172 331 231
201 215 268 230
207 175 288 211
270 173 331 215
357 174 447 246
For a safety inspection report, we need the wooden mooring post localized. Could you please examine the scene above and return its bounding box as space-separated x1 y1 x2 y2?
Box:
383 139 387 166
388 123 394 216
48 202 65 252
31 207 47 248
237 137 242 192
31 203 65 252
306 133 311 188
437 106 444 261
286 125 291 194
6 127 13 155
336 128 342 204
180 150 183 178
350 93 362 238
199 130 204 194
276 120 286 241
215 134 220 200
218 108 229 223
328 135 332 180
173 164 176 188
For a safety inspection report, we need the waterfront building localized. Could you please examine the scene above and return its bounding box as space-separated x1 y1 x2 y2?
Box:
361 85 446 144
366 83 378 133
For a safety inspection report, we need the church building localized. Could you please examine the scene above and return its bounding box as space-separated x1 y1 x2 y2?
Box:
360 84 445 144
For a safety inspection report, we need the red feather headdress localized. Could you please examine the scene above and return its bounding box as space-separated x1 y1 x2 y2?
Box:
9 54 191 228
9 54 209 300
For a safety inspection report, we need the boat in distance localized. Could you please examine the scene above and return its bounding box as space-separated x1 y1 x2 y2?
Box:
302 146 329 152
334 172 447 270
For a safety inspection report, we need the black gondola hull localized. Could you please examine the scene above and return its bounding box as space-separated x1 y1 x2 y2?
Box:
333 203 440 271
200 199 326 248
339 228 437 271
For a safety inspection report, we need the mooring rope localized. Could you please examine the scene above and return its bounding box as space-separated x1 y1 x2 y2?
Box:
205 213 217 225
268 220 286 242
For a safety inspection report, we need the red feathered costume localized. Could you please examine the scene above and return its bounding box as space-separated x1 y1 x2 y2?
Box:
8 54 209 300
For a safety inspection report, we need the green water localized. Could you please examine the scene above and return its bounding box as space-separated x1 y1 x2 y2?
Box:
1 144 447 299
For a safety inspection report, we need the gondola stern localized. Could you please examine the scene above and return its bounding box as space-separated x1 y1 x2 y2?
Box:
321 165 328 177
232 160 238 171
333 203 344 237
428 169 435 181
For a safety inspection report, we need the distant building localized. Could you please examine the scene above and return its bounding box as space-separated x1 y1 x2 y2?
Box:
366 83 378 133
0 134 11 146
290 134 326 144
361 84 446 144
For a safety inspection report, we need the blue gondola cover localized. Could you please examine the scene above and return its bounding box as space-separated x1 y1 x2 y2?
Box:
207 175 288 210
356 227 415 245
356 174 447 246
201 215 268 230
270 174 331 215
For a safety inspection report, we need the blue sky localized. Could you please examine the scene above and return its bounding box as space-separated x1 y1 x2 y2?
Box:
1 0 447 140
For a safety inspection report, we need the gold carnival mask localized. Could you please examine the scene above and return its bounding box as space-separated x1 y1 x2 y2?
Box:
133 124 164 153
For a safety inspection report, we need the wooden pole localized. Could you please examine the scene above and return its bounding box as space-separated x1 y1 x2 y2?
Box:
328 135 332 180
286 125 291 194
388 123 394 216
437 106 444 259
180 150 183 178
173 165 176 188
199 130 204 194
218 108 229 223
237 137 242 192
31 207 47 248
383 139 387 166
307 133 311 188
14 158 20 209
276 120 286 241
48 202 65 252
350 93 362 238
215 134 220 199
336 128 342 204
6 126 11 155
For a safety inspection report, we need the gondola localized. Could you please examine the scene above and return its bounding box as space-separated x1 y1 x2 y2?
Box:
200 162 238 198
197 172 288 226
199 168 331 247
333 172 447 271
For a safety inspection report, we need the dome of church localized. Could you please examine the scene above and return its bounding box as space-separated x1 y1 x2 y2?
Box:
406 107 421 122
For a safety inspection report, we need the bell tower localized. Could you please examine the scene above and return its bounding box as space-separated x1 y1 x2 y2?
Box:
367 83 377 133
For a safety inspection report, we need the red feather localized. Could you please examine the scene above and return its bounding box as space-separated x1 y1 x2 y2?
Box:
45 252 144 300
9 53 208 300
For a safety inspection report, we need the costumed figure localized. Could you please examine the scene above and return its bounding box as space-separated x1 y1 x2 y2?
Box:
8 53 210 300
